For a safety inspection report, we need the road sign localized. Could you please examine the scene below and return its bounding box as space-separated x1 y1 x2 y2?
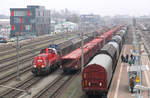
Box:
136 76 140 83
127 65 149 72
134 85 150 91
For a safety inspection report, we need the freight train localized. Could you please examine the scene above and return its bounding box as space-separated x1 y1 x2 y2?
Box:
82 26 128 96
31 31 101 75
61 26 121 73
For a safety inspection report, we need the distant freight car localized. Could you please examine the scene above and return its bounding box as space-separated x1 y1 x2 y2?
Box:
61 26 121 73
116 30 126 43
110 35 123 52
99 42 119 70
82 26 127 96
61 37 104 73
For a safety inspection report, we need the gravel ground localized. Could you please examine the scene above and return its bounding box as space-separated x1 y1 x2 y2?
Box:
20 70 62 98
0 71 32 94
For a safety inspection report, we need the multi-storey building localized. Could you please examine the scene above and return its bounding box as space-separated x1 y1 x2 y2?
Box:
10 5 51 37
80 14 100 29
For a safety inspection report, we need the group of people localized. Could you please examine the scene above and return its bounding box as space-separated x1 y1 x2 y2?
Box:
121 54 136 66
121 53 136 93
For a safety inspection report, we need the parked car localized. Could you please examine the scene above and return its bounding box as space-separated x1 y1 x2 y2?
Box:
0 37 7 43
7 38 15 42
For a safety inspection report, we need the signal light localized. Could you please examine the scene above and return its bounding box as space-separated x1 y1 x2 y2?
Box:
41 65 45 68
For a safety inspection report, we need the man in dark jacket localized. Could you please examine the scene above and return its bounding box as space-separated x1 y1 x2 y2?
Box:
129 77 135 93
121 55 125 63
126 54 129 63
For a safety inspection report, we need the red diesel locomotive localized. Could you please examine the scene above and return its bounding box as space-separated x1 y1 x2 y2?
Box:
32 45 61 75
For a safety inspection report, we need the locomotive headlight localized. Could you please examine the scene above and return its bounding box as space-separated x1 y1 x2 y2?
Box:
99 82 102 86
34 65 36 68
41 65 45 68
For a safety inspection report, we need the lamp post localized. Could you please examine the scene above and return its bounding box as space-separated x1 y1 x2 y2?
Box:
81 31 84 71
132 19 142 98
16 32 21 81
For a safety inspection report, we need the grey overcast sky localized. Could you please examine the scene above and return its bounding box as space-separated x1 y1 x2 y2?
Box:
1 0 150 16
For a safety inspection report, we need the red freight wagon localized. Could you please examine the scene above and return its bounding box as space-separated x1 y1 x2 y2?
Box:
61 26 120 73
82 54 113 95
61 37 103 73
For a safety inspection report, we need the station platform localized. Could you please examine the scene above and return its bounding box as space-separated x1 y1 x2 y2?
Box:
107 44 150 98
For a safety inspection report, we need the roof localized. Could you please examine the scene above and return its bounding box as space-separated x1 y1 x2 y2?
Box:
86 54 112 72
62 37 102 59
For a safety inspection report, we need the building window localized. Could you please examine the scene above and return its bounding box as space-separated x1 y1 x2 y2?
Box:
11 25 15 30
30 19 35 24
38 11 40 16
27 10 30 16
14 17 22 23
20 17 23 23
13 10 32 16
21 25 23 30
11 10 14 16
25 25 32 31
14 11 26 16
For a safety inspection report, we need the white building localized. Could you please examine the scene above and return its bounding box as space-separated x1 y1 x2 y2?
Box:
54 21 78 33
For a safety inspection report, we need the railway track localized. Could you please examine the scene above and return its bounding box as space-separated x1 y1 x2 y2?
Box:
0 36 75 77
0 36 63 63
0 32 77 55
33 73 79 98
0 53 35 73
0 75 42 98
0 32 89 75
0 33 67 53
0 65 31 85
0 32 78 64
0 30 97 97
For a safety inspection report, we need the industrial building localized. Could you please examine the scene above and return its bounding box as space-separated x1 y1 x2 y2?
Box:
80 14 100 29
10 5 51 37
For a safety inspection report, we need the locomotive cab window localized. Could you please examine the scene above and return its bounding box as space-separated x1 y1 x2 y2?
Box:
40 49 46 53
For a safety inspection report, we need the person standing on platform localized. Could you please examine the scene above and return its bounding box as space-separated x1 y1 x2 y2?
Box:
129 59 133 66
129 77 135 93
121 55 125 63
126 54 129 63
130 54 133 60
132 55 136 64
